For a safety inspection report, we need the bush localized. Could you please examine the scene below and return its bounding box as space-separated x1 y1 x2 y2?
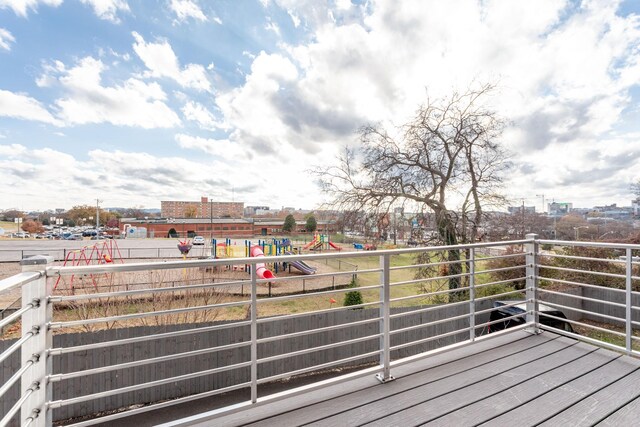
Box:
343 290 363 307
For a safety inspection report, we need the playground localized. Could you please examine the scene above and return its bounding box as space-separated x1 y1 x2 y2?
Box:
51 236 349 299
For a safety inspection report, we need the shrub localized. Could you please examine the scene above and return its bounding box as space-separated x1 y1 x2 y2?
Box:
343 290 363 307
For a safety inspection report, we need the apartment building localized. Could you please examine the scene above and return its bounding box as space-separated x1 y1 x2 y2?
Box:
161 197 244 218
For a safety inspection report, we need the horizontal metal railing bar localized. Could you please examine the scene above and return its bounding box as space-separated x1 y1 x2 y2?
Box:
48 320 252 355
540 264 627 280
259 267 379 287
473 288 527 303
49 278 251 302
390 325 471 351
256 301 380 324
50 299 251 329
537 300 626 325
472 312 533 330
391 311 471 336
633 320 640 327
538 276 628 294
388 257 468 272
475 252 527 263
539 324 640 356
48 340 251 382
472 276 528 290
0 383 36 427
389 299 471 319
0 359 34 401
256 349 382 385
264 268 364 283
539 312 627 338
540 313 626 345
258 333 382 365
48 360 252 409
390 284 472 303
46 239 531 276
538 288 627 309
541 252 627 265
474 264 526 276
65 381 253 427
0 331 35 365
0 271 41 294
474 300 530 316
256 284 382 304
537 239 640 251
257 317 381 344
390 272 470 288
0 302 34 330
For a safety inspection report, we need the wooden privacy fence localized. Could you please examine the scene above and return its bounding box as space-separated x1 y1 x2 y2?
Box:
0 303 492 422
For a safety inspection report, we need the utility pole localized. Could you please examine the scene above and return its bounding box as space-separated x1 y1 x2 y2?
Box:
96 198 103 230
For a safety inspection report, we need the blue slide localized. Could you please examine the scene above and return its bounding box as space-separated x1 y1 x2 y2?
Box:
285 252 317 275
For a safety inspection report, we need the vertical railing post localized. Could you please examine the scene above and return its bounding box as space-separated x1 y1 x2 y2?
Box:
469 248 476 342
625 248 632 353
21 255 54 427
525 233 541 334
376 254 394 383
250 263 258 403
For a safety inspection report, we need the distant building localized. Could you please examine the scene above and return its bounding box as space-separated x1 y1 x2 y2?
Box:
508 206 536 215
548 202 572 216
161 196 244 218
244 206 270 216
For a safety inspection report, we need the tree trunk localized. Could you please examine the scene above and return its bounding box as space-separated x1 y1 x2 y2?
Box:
436 210 462 296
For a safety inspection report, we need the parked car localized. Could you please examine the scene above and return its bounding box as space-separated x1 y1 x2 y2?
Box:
488 301 574 333
192 236 206 245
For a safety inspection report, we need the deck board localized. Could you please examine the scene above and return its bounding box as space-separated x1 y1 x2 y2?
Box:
597 395 640 425
481 351 640 425
187 331 640 427
539 367 640 426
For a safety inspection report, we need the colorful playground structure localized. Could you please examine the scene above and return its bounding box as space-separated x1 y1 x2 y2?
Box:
302 233 342 251
54 239 124 290
211 238 318 277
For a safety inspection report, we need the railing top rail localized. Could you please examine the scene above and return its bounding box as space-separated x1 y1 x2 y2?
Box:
538 238 640 251
46 238 531 276
0 271 41 293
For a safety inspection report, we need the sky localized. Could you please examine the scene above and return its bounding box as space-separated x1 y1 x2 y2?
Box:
0 0 639 213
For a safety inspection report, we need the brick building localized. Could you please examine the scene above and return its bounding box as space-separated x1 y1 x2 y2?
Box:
161 197 244 219
120 217 338 238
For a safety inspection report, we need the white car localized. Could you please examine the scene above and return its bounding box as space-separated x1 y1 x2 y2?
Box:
192 236 206 245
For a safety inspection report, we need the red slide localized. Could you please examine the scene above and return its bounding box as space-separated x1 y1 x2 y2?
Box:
250 246 275 279
328 242 342 251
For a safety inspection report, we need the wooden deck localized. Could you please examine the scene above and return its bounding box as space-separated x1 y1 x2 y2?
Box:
183 330 640 426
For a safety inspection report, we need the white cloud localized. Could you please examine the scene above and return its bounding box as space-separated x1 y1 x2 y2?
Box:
169 0 207 23
0 28 15 51
131 32 211 92
265 18 281 36
79 0 130 23
181 101 224 130
207 0 640 207
0 89 62 125
175 133 248 160
41 56 180 128
0 0 61 17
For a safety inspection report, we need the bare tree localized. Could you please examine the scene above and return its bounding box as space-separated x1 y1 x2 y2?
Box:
316 83 508 292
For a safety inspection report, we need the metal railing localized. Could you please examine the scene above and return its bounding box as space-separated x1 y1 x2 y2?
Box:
0 234 639 426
